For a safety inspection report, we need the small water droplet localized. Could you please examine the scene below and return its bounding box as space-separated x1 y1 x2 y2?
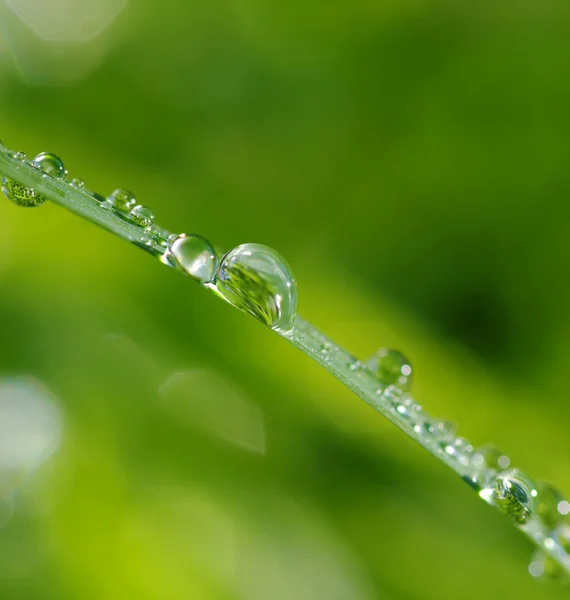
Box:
217 243 298 335
168 234 218 283
435 420 456 441
14 151 26 161
367 348 412 390
494 469 538 524
129 205 154 228
108 188 136 212
69 178 85 189
32 152 67 178
537 483 567 529
414 421 436 437
2 176 46 207
472 445 510 472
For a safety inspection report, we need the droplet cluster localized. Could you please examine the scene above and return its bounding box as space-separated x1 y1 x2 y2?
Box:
291 329 570 580
1 145 299 336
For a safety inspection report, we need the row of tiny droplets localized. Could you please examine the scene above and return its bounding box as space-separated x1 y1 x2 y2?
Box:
1 147 299 337
3 146 568 580
352 347 570 581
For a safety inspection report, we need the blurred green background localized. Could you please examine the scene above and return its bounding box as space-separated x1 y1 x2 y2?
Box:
1 1 570 598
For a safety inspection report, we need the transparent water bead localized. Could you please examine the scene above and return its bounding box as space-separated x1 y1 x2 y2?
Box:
108 188 136 212
472 445 510 472
536 482 568 529
435 420 456 442
169 234 218 283
414 421 436 437
2 176 45 207
69 178 85 189
494 469 538 525
217 243 298 335
130 205 154 228
367 348 412 390
32 152 67 178
441 437 473 466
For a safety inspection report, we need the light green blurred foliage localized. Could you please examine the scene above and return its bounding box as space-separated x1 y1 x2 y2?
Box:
1 1 570 598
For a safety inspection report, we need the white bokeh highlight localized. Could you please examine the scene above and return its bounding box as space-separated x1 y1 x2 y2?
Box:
0 377 62 474
5 0 126 42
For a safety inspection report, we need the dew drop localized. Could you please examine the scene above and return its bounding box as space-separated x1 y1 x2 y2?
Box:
69 178 85 189
108 188 136 212
14 151 26 161
217 243 298 335
367 348 412 390
2 176 46 207
435 420 457 441
494 469 538 525
32 152 67 178
130 205 154 228
472 445 510 472
536 482 568 530
414 421 436 437
168 234 218 283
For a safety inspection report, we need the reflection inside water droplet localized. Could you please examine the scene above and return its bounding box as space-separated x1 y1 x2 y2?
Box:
168 234 218 283
217 243 298 335
2 176 46 207
32 152 67 178
130 205 154 228
367 348 412 390
108 188 136 212
494 469 538 525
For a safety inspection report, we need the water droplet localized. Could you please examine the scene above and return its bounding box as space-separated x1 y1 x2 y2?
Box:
69 178 85 189
441 437 473 465
537 483 568 529
130 205 154 228
414 421 436 437
217 243 298 335
108 188 136 212
367 348 412 390
494 469 538 524
168 234 218 283
14 151 26 161
435 420 456 441
32 152 67 178
472 445 510 472
2 176 46 208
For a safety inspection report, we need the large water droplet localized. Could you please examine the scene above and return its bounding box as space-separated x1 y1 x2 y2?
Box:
169 234 218 283
108 188 136 212
217 243 298 335
2 176 46 207
367 348 412 390
130 205 154 228
494 469 538 524
537 482 567 529
32 152 67 178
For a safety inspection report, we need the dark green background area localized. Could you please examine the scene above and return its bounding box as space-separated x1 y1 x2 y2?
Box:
0 1 569 598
